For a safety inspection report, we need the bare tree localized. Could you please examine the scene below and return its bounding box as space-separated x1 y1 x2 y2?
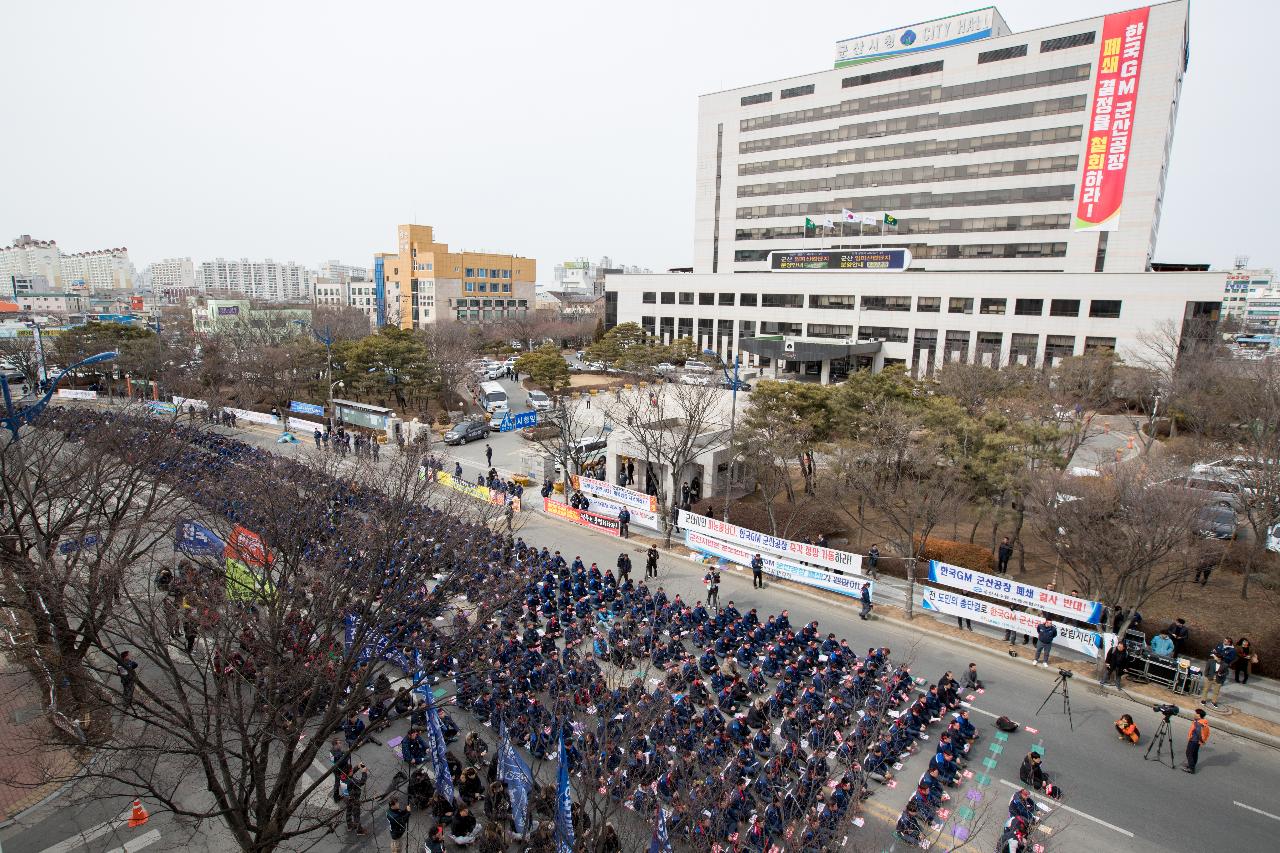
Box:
1228 358 1280 599
1029 463 1208 664
522 394 602 496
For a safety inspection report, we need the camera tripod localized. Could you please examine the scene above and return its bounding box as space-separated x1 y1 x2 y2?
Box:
1144 715 1177 769
1035 671 1074 730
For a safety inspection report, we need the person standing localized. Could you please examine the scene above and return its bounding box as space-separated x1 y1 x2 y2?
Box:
706 577 720 610
618 507 630 539
386 797 411 853
859 583 873 620
344 761 368 834
314 428 322 449
485 443 493 467
1167 618 1189 657
1201 638 1235 707
867 544 880 579
1033 618 1057 668
116 651 138 708
330 737 351 802
646 545 659 579
956 614 973 631
1183 709 1210 774
997 537 1013 575
1100 641 1129 688
453 461 463 481
751 553 764 589
616 551 632 583
1233 637 1256 684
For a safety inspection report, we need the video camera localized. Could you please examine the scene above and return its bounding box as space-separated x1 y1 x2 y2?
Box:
1058 668 1073 679
1153 703 1179 718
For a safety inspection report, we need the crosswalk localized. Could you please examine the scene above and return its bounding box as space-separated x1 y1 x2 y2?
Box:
38 809 156 853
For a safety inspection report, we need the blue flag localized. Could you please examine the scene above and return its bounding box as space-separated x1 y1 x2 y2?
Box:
499 722 533 835
421 679 456 803
175 520 224 556
555 732 575 853
650 806 672 853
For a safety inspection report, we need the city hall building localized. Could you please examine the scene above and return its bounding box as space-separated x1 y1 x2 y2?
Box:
606 0 1224 380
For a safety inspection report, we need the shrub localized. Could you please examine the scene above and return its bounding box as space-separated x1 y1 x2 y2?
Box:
913 536 995 572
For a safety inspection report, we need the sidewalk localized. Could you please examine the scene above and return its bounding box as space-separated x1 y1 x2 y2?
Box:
0 655 83 825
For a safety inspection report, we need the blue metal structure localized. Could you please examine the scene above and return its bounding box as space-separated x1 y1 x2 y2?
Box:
0 350 118 439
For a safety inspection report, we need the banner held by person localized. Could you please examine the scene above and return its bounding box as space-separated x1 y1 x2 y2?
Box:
927 560 1103 624
555 733 575 853
499 722 534 835
919 587 1107 658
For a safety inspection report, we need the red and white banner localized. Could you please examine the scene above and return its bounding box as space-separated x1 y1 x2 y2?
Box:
1073 6 1150 231
543 497 621 536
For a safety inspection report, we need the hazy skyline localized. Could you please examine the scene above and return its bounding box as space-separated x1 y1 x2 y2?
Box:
3 0 1274 281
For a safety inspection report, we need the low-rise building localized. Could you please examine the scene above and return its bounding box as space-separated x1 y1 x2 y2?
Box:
191 299 312 335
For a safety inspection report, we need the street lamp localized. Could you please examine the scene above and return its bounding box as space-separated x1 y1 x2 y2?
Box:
704 347 742 522
0 350 119 440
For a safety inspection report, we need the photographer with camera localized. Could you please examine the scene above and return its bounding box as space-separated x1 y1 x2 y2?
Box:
1114 713 1140 745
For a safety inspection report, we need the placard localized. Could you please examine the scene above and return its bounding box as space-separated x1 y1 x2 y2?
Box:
686 530 872 600
919 587 1106 658
927 560 1103 624
678 510 863 574
573 474 658 512
544 497 621 536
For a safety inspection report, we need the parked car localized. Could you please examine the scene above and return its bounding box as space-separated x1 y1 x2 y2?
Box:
683 361 714 374
1195 504 1240 540
719 378 752 391
527 389 553 412
480 366 503 380
680 373 713 386
585 361 607 371
443 419 490 445
654 362 677 374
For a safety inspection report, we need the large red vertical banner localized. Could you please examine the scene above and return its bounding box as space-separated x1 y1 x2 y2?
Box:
1073 7 1151 231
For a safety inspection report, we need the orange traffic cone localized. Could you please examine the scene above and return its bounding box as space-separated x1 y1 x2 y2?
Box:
128 799 149 828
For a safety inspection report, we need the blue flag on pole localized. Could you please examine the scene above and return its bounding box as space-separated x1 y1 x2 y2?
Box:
422 680 456 803
555 732 575 853
499 722 533 835
650 806 672 853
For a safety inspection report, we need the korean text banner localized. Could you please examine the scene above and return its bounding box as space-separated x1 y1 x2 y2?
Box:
678 509 863 574
544 497 621 536
685 530 871 600
577 493 662 532
928 560 1103 624
437 472 521 512
572 474 657 512
919 587 1106 658
1073 6 1150 231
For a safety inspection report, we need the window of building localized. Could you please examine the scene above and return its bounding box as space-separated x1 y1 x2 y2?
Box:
734 250 771 262
699 292 714 305
642 291 656 304
760 321 803 336
1089 299 1122 319
1084 336 1117 351
502 283 511 292
659 317 675 339
739 293 758 307
809 324 854 339
660 292 675 305
858 326 909 343
949 297 974 315
916 296 941 312
781 83 816 99
739 320 756 339
740 91 773 106
477 269 487 278
679 292 694 305
944 330 971 362
761 293 804 308
861 295 911 311
478 282 487 292
808 294 858 310
842 60 943 89
1040 32 1096 53
1015 298 1043 316
978 44 1029 64
718 293 735 306
980 298 1007 315
1044 335 1076 362
641 316 656 335
1050 299 1080 317
465 267 474 277
491 268 501 278
464 282 474 292
698 318 714 344
1009 333 1039 366
678 318 693 340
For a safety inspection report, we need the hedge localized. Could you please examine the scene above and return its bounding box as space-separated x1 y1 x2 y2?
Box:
913 536 995 572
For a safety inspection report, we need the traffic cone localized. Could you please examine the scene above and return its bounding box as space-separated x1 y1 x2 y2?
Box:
128 799 149 828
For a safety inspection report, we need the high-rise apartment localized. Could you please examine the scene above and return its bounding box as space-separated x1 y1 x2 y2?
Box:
197 258 314 303
1 235 136 292
141 258 197 302
375 224 535 329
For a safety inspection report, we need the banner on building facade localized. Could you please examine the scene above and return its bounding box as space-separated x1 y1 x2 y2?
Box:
928 560 1104 624
678 509 864 574
685 529 872 600
1073 6 1151 231
919 587 1106 658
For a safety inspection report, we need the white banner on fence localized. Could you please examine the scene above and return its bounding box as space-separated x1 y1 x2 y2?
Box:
685 530 872 600
678 509 864 575
172 395 208 410
55 389 97 400
224 406 279 426
927 560 1104 624
573 475 658 513
581 494 662 532
919 587 1106 658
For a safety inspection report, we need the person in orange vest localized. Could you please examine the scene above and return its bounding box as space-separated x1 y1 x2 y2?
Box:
1114 714 1140 745
1183 708 1210 774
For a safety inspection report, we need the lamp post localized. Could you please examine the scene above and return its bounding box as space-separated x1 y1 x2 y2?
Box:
704 347 742 522
0 350 119 440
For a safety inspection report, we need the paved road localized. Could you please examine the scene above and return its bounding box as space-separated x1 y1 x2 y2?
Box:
6 419 1278 853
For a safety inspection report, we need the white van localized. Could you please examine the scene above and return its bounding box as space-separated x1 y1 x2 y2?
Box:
479 381 509 414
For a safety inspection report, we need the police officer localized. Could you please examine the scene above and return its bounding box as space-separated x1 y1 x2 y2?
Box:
751 553 764 588
646 545 659 578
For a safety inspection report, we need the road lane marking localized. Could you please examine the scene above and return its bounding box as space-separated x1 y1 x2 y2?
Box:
104 829 162 853
39 809 134 853
1235 801 1280 822
998 780 1133 837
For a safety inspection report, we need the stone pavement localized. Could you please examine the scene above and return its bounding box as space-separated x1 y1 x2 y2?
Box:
0 654 82 825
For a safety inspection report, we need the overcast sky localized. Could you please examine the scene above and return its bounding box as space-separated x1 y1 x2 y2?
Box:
2 0 1274 281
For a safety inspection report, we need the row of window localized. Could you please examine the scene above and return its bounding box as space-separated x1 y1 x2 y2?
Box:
455 308 529 322
735 213 1072 241
739 125 1082 177
978 44 1029 64
733 241 1068 262
737 154 1079 198
740 94 1087 155
639 292 1122 319
449 298 528 308
737 183 1076 220
639 315 1118 357
463 281 513 293
742 63 1090 133
841 60 944 90
463 267 513 279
